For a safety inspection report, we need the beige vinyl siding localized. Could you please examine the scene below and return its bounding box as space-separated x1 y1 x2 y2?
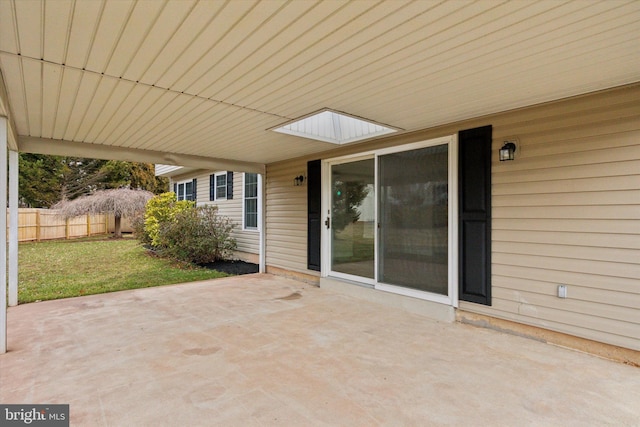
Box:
265 161 311 275
172 171 259 257
264 84 640 350
466 86 640 350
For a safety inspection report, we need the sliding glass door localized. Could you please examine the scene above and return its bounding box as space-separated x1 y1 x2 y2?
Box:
330 158 375 280
378 144 448 295
325 136 456 304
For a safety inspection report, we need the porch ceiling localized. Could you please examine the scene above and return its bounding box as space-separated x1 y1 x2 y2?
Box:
0 0 638 168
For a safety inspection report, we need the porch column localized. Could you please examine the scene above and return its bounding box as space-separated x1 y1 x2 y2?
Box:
1 117 8 354
9 150 18 306
259 172 266 273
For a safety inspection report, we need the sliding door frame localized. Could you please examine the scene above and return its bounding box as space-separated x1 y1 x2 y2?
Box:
321 135 459 307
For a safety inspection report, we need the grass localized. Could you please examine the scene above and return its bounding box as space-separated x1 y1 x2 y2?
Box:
18 236 228 304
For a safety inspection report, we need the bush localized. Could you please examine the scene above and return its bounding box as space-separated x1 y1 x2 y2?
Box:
143 192 194 247
129 210 149 244
157 205 237 264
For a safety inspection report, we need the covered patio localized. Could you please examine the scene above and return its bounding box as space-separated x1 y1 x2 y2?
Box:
1 275 637 426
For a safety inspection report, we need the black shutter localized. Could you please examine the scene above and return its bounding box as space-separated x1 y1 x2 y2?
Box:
173 183 177 194
458 125 492 305
192 178 197 201
209 174 215 201
307 160 322 271
227 172 234 199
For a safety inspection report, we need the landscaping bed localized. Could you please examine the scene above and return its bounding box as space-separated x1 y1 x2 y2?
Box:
199 260 259 275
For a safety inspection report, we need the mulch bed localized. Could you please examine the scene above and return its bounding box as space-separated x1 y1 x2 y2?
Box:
198 260 259 275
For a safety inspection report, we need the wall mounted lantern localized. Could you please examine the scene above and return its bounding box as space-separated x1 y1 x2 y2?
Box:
294 175 306 186
499 140 517 161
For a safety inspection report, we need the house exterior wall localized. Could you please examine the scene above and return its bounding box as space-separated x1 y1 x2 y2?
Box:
171 170 260 263
264 84 640 351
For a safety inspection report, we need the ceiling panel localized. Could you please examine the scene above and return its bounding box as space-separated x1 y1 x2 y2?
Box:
84 0 134 73
41 62 63 138
64 0 103 69
72 75 119 142
154 0 258 91
138 0 226 86
110 87 172 147
0 54 28 132
14 0 41 58
200 0 345 101
53 67 83 140
121 0 197 81
22 59 42 137
0 1 18 54
85 79 137 143
0 0 638 167
43 0 73 64
62 71 101 141
103 0 167 78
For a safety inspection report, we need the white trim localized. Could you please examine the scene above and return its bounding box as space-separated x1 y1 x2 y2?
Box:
214 172 228 201
321 154 375 277
321 135 458 307
376 282 453 306
449 134 459 308
1 117 7 353
174 178 196 201
259 172 266 273
8 150 18 307
242 172 260 232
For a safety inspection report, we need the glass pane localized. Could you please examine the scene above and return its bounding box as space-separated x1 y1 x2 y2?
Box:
177 183 185 201
245 199 258 228
331 159 375 278
378 144 448 295
245 173 258 198
185 182 193 200
246 213 258 229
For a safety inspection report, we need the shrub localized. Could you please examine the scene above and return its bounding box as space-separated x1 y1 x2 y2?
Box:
143 192 194 247
157 205 237 264
129 210 149 244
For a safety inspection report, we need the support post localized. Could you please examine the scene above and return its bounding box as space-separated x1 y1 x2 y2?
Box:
9 150 18 306
1 117 8 353
87 214 91 237
259 172 266 273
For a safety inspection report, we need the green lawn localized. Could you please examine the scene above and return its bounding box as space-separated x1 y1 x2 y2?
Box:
18 237 228 304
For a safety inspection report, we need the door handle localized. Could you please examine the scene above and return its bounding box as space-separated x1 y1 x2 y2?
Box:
324 217 330 229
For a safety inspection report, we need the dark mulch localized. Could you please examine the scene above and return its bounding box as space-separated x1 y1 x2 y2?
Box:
199 260 259 275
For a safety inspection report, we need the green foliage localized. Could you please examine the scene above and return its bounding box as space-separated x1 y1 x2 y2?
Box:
129 211 149 244
156 205 237 264
143 192 194 246
19 153 66 208
19 153 169 208
332 181 369 232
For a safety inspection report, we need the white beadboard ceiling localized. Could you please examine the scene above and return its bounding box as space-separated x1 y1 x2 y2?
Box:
0 0 638 171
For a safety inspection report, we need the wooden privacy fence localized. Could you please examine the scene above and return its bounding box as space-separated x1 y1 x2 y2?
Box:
11 209 134 242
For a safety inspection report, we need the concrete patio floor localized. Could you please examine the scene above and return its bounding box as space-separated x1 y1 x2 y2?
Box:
1 274 638 426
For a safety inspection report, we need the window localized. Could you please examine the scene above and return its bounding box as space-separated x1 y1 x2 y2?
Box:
209 172 233 201
216 173 227 200
174 179 196 201
244 173 259 230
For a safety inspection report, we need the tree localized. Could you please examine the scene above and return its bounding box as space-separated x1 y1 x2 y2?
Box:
53 189 153 238
18 153 66 208
331 180 369 232
19 153 169 207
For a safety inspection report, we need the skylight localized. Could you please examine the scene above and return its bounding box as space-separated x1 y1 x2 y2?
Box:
271 109 398 145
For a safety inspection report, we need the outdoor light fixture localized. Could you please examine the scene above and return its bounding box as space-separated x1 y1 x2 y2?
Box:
499 140 517 161
294 175 305 186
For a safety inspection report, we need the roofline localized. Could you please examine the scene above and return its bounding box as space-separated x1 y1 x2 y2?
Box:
19 137 266 175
